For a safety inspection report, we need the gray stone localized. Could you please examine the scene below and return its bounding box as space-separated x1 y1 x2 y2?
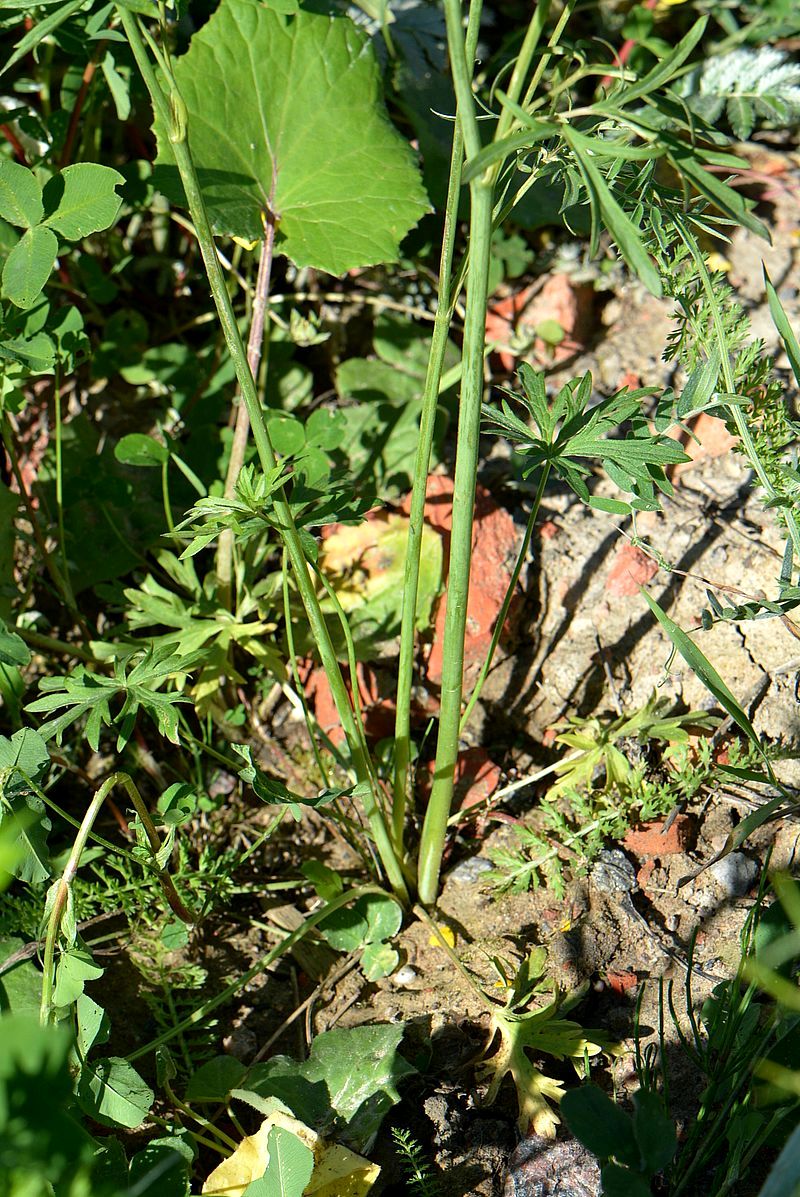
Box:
708 852 759 898
447 855 495 886
590 848 637 895
504 1134 601 1196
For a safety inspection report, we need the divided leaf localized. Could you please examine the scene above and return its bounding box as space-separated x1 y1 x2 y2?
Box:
154 0 429 273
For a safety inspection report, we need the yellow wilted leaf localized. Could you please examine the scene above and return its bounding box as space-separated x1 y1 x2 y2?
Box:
202 1106 380 1197
306 1143 380 1196
203 1119 275 1196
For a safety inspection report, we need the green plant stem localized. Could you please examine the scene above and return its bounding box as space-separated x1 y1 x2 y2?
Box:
391 0 482 857
416 0 494 908
15 625 97 663
40 771 196 1023
160 456 175 534
460 464 549 732
126 883 388 1061
118 9 407 902
281 550 329 789
217 220 276 608
1 412 84 633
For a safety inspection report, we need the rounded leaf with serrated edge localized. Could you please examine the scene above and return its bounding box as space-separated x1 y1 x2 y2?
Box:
153 0 429 274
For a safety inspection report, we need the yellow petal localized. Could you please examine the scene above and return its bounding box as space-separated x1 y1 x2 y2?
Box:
429 924 455 949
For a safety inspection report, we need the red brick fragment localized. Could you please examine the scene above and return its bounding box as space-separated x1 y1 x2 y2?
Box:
624 814 695 857
605 544 658 597
605 970 638 995
402 476 519 687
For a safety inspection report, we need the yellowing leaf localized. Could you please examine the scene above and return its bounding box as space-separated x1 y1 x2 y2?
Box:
477 1003 612 1137
306 1144 380 1196
202 1108 379 1197
203 1119 274 1195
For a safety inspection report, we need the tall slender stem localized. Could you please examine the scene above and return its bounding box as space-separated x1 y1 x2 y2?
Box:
217 205 276 607
118 9 407 901
416 0 494 907
391 6 482 854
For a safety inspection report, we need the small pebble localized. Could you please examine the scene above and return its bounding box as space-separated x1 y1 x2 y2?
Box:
447 855 494 886
590 848 637 894
392 965 418 988
708 852 759 898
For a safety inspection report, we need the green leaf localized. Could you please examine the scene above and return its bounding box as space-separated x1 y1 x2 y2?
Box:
758 1120 800 1196
0 620 29 667
114 433 170 467
562 127 662 296
0 160 43 227
0 728 52 884
0 938 41 1016
2 225 58 308
601 1163 653 1197
153 0 429 273
361 941 399 980
765 269 800 388
53 946 103 1007
0 1013 95 1184
76 1055 154 1129
247 1024 415 1153
561 1085 639 1167
362 893 402 944
641 589 764 758
612 17 707 105
232 744 339 815
0 0 87 78
75 993 111 1057
129 1134 195 1197
318 903 370 953
185 1055 247 1103
632 1089 676 1172
244 1126 314 1197
663 136 768 240
42 164 124 240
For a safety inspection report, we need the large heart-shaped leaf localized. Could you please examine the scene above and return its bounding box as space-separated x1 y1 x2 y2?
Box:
154 0 429 273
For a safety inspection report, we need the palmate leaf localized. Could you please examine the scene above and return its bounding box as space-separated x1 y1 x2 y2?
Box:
484 366 688 513
26 647 194 751
477 1001 609 1137
153 0 429 274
